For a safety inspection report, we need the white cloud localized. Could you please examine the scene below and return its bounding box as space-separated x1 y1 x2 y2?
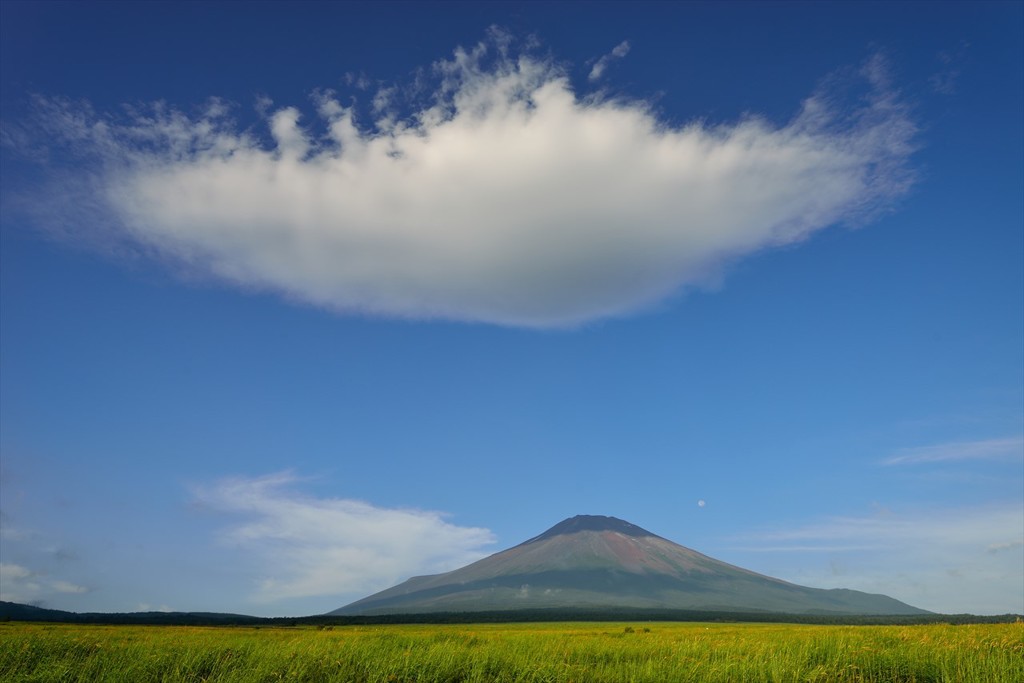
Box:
51 580 89 594
191 472 495 603
884 436 1024 466
988 540 1023 554
732 503 1024 614
0 562 90 604
136 603 174 612
745 503 1022 549
588 40 631 81
13 33 915 328
1 562 32 581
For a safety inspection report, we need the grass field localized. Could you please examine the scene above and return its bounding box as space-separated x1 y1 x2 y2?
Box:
1 620 1021 682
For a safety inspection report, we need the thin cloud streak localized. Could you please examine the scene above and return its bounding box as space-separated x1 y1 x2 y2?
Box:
736 545 882 553
191 472 495 604
988 540 1023 554
588 40 631 81
11 33 916 328
883 436 1024 466
732 503 1023 614
743 503 1022 547
0 562 90 604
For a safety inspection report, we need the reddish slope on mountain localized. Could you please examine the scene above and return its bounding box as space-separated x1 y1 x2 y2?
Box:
331 515 927 616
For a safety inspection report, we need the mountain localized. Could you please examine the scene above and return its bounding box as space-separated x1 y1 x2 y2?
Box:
331 515 928 616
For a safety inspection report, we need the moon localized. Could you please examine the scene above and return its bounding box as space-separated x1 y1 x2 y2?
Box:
697 499 706 508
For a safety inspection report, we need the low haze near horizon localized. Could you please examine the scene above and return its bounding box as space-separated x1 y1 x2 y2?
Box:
1 1 1021 617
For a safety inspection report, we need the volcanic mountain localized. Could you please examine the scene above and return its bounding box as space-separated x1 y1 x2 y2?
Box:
331 515 926 616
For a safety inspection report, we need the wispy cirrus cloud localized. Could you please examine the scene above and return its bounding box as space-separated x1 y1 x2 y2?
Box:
588 40 631 81
883 436 1024 466
0 562 90 605
988 540 1023 554
135 603 174 612
731 503 1023 614
739 503 1022 549
191 472 495 603
7 32 916 328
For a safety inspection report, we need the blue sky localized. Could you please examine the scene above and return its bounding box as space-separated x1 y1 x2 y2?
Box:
1 1 1021 617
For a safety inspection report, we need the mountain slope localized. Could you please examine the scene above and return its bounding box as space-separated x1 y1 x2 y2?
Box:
331 515 927 616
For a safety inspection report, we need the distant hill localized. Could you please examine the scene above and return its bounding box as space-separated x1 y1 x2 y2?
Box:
332 515 930 616
0 601 79 622
4 599 1017 627
0 601 264 626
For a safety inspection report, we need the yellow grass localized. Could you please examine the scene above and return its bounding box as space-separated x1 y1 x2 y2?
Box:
1 620 1021 682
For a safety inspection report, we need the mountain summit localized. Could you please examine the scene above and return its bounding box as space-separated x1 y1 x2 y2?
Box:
521 515 660 542
331 515 926 616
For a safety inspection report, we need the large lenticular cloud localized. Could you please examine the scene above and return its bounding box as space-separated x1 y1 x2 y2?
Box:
21 36 915 327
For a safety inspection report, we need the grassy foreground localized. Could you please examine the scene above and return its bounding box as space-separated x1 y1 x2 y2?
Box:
1 620 1021 682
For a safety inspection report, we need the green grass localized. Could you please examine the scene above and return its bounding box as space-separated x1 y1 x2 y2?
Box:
1 620 1021 682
